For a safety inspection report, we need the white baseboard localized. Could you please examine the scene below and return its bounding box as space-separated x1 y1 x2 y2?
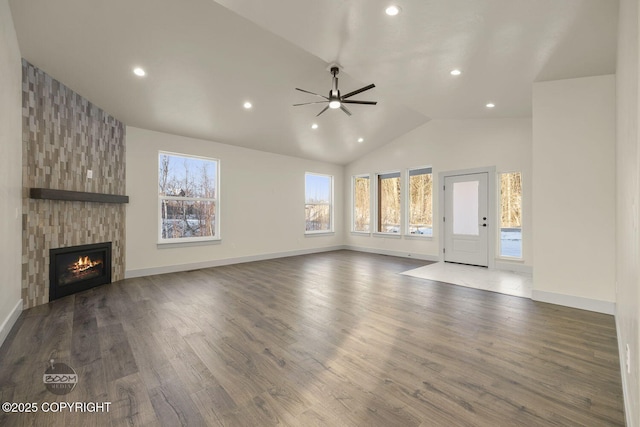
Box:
344 245 439 262
0 299 23 347
615 315 633 427
532 290 615 315
125 245 347 278
126 245 441 279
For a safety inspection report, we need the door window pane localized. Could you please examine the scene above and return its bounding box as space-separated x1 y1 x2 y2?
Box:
452 181 479 235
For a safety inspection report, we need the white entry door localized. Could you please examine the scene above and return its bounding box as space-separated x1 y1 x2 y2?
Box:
443 173 489 267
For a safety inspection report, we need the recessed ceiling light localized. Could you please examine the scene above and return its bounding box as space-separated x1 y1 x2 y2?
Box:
311 123 319 129
357 138 364 143
486 103 495 108
385 5 401 16
450 69 462 76
243 101 252 109
133 67 146 77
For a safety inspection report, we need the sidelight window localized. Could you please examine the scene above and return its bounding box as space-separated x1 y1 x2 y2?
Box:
499 172 522 258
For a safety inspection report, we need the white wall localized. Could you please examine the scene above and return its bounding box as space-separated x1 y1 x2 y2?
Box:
0 0 23 345
125 126 344 276
616 0 640 424
532 75 616 314
344 118 533 268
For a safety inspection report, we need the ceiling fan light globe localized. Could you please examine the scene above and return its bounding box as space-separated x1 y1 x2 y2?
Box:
329 100 341 109
385 5 401 16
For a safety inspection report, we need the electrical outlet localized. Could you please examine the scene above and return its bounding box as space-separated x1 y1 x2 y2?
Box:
626 344 631 375
87 169 93 179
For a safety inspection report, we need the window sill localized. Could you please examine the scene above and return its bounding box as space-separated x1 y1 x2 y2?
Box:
157 239 221 249
496 256 524 262
350 231 371 237
372 232 402 239
404 234 433 241
304 231 335 237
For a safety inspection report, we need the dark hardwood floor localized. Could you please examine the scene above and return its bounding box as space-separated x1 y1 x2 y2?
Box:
0 250 625 426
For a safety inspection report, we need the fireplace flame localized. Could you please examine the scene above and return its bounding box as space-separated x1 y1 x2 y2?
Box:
72 256 102 273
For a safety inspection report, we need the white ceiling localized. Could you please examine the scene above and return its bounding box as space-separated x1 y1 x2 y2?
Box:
9 0 618 165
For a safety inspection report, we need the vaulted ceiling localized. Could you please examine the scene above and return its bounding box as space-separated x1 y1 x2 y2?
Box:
9 0 618 164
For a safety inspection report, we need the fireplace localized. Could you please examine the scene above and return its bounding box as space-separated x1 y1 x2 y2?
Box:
49 242 112 301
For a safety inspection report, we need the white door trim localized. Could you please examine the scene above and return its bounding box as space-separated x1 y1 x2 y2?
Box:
438 166 497 269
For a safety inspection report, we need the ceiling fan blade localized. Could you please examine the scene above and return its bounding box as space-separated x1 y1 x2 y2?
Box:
340 104 352 116
293 101 329 106
342 84 375 99
341 100 378 105
316 106 330 117
295 88 329 99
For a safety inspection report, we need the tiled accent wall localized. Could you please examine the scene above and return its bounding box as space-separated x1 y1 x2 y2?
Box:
22 60 126 308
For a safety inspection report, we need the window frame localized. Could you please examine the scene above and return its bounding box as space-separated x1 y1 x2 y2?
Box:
157 151 221 245
375 170 402 236
304 172 334 235
498 171 523 260
405 166 433 238
351 174 371 234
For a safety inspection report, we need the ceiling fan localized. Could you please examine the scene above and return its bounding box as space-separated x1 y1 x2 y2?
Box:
294 66 377 116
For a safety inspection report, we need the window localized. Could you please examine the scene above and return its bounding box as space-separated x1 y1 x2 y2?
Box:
158 152 219 243
305 173 333 233
352 175 370 232
499 172 522 258
377 172 401 233
407 167 433 236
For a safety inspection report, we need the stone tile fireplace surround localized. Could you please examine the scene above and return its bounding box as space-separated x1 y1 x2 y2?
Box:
21 60 126 308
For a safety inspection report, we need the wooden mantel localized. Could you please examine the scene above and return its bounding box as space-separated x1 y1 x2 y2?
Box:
29 188 129 204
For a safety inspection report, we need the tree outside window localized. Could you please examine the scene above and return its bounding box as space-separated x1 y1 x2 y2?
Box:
353 175 370 232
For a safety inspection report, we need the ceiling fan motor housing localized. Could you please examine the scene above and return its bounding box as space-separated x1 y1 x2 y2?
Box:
293 65 377 116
